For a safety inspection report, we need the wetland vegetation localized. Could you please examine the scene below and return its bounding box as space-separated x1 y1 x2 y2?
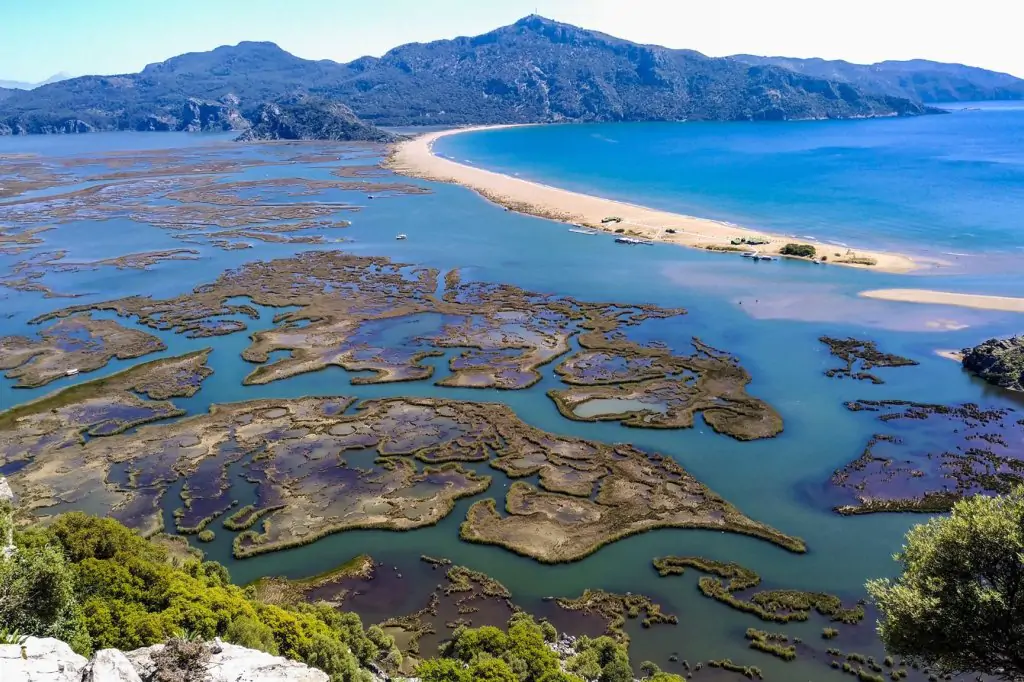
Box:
819 337 919 384
832 400 1024 514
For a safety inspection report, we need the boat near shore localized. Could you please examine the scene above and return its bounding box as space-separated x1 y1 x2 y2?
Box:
615 236 652 245
569 228 597 235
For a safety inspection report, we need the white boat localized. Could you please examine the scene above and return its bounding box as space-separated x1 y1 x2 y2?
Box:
615 236 652 245
65 368 79 376
569 228 597 235
395 234 407 240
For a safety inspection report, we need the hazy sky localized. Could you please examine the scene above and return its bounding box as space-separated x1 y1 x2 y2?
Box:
2 0 1021 82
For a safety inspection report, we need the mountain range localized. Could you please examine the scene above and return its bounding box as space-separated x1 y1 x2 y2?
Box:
1 16 1021 136
729 56 1024 103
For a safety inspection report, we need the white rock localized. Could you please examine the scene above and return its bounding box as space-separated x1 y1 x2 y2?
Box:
122 644 161 680
82 648 142 682
0 476 14 503
205 640 329 682
0 637 88 682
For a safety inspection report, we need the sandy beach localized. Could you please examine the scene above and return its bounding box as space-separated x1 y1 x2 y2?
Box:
386 126 924 274
861 289 1024 313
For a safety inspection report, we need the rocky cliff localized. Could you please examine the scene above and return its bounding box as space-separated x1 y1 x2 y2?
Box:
236 97 398 142
1 637 350 682
961 336 1024 392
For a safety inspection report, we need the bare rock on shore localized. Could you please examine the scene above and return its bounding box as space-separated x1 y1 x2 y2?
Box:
961 335 1024 392
1 637 333 682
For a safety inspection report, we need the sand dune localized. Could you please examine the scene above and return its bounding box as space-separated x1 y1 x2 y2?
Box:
861 289 1024 312
387 126 923 275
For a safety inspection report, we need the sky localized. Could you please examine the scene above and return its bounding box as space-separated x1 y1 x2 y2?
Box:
2 0 1021 82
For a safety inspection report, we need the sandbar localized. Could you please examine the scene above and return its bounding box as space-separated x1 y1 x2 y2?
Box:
860 289 1024 312
387 126 922 274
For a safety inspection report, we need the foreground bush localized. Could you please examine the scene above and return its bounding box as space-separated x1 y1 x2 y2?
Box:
4 513 398 682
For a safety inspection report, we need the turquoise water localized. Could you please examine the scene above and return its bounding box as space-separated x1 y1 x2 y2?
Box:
438 104 1024 279
1 122 1022 679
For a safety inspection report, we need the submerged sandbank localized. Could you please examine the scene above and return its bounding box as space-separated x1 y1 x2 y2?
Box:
861 289 1024 313
387 126 923 275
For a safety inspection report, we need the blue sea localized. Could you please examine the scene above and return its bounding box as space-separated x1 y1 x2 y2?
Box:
1 106 1022 679
439 102 1024 280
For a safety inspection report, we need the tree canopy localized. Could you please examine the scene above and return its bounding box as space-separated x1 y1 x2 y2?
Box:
867 486 1024 680
1 508 685 682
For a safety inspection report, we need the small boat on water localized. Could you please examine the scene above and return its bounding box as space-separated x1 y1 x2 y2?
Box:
395 234 407 240
569 228 597 235
615 236 652 245
66 368 79 376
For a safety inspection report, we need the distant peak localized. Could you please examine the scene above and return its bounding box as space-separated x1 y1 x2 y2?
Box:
220 40 288 52
513 14 573 30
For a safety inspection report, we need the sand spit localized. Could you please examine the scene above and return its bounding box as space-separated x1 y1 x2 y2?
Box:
387 126 923 275
861 289 1024 313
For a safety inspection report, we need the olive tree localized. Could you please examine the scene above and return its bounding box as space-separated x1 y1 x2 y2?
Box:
867 486 1024 680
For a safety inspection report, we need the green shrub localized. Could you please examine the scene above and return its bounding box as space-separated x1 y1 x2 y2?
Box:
224 616 278 655
780 243 816 258
197 530 215 542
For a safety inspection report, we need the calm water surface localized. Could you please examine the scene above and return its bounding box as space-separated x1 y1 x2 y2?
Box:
1 120 1021 677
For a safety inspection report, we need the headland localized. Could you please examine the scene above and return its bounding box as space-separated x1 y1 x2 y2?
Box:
387 126 924 275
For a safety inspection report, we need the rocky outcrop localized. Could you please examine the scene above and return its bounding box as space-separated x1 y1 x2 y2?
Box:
1 638 333 682
177 96 247 132
962 336 1024 392
82 649 141 682
1 637 88 682
236 97 398 142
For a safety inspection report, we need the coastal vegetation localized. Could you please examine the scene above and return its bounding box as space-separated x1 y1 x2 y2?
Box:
867 485 1024 680
779 243 817 258
653 556 864 624
0 505 691 681
0 511 402 680
819 336 919 383
833 401 1024 514
553 590 678 644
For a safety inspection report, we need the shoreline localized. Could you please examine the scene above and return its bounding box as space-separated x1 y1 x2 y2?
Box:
861 289 1024 313
385 125 925 275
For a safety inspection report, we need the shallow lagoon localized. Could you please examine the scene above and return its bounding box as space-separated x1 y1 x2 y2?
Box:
2 124 1022 679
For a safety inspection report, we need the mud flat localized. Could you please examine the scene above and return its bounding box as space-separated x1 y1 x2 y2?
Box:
2 390 802 561
36 251 780 439
0 314 166 387
819 336 918 384
0 349 213 535
549 338 783 441
0 146 431 255
387 127 923 274
831 400 1024 514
